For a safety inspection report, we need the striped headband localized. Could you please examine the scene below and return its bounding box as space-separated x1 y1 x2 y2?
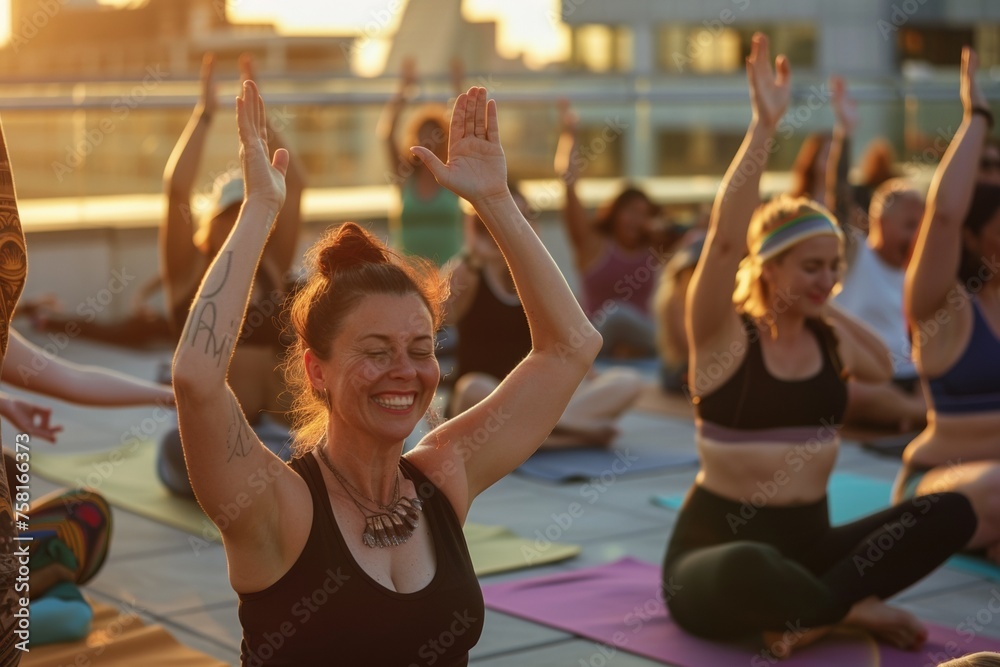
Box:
754 214 843 260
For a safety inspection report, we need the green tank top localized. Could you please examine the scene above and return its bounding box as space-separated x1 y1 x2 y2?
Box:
394 179 463 265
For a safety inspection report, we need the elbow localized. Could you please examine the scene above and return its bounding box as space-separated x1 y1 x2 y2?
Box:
565 323 603 367
171 354 220 399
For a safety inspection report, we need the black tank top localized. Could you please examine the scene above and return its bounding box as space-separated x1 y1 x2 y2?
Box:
695 315 848 431
238 454 484 666
456 269 531 379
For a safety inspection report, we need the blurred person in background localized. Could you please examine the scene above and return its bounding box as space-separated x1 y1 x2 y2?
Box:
157 52 306 497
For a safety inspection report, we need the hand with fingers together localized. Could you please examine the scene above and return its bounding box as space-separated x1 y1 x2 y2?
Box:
198 52 218 120
237 81 289 212
962 46 991 122
830 75 859 135
746 33 791 130
410 87 507 205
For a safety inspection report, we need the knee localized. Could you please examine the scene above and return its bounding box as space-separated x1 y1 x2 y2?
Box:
451 373 498 414
920 491 978 542
603 367 644 395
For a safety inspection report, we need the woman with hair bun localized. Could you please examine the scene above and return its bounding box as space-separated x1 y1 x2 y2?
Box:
173 81 600 665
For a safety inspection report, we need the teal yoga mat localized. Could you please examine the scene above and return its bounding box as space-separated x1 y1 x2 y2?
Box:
652 472 1000 581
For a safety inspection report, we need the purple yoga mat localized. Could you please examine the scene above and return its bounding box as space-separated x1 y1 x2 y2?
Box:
482 557 1000 666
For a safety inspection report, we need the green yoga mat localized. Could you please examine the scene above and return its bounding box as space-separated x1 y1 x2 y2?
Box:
652 472 1000 581
31 441 580 576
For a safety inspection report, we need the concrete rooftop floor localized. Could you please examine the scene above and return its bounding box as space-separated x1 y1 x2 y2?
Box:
5 326 999 666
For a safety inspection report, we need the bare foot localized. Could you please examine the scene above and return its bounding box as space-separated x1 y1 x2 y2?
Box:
843 597 927 650
761 625 833 659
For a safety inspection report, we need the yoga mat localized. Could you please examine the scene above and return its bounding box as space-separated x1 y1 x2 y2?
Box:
23 601 226 666
464 522 580 576
31 443 578 575
483 557 1000 667
518 412 699 482
32 441 221 541
652 473 1000 582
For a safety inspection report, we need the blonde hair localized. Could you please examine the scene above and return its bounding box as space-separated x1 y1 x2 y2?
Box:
734 195 842 319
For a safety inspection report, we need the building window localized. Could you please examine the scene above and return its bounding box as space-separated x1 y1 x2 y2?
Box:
898 26 972 67
569 25 632 72
658 24 815 74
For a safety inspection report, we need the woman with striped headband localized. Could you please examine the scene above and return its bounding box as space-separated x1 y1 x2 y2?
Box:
661 34 977 658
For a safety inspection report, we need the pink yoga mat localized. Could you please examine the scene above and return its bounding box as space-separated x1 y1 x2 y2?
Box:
483 558 1000 666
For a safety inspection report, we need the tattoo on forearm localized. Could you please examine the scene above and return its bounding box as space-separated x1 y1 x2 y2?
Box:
182 252 237 366
187 301 234 366
226 398 254 462
200 251 232 300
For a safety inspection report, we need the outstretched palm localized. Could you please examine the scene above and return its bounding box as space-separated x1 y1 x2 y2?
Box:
412 87 508 203
961 46 988 114
237 81 288 211
830 76 859 134
747 33 791 129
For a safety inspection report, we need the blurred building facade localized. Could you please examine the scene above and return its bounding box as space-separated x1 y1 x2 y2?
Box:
1 0 1000 200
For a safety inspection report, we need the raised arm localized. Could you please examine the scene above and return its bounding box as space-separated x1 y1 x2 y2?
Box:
377 57 417 188
172 81 295 549
826 76 862 259
906 47 988 324
688 34 790 347
161 53 216 312
554 99 604 270
411 88 602 513
239 54 305 277
0 108 27 667
3 329 173 407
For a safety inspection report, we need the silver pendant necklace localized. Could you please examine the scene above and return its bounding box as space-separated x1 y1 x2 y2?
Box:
316 447 423 548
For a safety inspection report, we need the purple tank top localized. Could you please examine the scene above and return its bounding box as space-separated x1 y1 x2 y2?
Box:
580 243 658 318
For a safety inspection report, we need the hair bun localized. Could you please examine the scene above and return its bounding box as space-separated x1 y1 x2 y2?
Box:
316 222 390 277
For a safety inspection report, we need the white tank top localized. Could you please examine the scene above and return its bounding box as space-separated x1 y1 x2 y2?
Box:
835 242 915 378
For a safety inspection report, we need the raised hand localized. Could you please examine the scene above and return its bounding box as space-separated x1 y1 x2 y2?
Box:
411 87 507 203
0 396 62 443
401 56 418 98
237 81 289 211
554 99 580 181
746 33 791 130
557 98 579 136
830 75 859 134
961 46 989 117
198 53 218 118
239 53 256 89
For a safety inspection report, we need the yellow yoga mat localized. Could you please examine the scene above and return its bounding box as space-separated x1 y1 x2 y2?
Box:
31 442 579 575
22 601 227 667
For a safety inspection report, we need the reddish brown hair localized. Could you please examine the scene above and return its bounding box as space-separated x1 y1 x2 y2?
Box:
284 222 447 452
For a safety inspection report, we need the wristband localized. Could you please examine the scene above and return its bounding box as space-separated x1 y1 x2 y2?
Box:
972 106 994 129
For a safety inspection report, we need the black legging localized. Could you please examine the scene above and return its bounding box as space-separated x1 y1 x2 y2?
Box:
662 483 977 641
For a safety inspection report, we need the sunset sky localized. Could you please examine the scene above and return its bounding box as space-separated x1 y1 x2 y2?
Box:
0 0 571 73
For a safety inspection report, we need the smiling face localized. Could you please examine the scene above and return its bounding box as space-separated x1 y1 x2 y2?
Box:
761 235 842 318
306 292 439 446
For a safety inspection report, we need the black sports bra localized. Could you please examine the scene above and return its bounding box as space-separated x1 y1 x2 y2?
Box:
694 314 848 436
